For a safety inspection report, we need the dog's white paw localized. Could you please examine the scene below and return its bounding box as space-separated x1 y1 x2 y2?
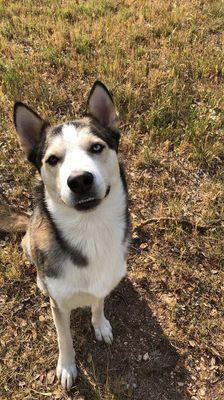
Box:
56 358 77 390
94 318 113 344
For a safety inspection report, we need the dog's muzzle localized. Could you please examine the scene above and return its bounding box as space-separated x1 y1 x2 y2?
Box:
74 186 110 211
67 172 110 211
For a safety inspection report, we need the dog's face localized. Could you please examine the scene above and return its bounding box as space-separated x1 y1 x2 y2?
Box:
40 119 120 210
14 82 121 211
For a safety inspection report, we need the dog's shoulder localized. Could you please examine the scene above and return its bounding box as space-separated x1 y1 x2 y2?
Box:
22 203 54 273
24 204 67 278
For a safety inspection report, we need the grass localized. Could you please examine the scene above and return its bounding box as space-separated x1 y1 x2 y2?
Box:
0 0 223 399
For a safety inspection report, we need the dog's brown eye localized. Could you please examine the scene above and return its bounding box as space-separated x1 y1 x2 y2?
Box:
46 155 59 166
90 143 104 154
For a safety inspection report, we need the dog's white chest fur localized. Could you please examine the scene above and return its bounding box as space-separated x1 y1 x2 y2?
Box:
45 181 128 309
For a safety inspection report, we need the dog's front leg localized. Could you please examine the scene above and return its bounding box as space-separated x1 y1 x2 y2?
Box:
91 298 113 344
50 299 77 390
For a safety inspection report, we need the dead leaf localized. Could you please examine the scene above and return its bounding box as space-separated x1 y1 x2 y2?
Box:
140 243 148 250
46 369 55 385
162 294 177 307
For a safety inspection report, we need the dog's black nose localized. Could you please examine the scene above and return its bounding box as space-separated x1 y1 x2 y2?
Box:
67 172 94 194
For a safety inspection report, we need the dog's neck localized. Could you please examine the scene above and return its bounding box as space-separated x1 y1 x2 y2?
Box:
37 177 128 261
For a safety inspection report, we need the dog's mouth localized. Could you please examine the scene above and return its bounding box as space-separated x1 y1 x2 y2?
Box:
74 186 110 212
75 197 101 211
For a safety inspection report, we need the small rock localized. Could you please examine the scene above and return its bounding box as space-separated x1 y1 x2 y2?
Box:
143 352 149 361
194 169 205 178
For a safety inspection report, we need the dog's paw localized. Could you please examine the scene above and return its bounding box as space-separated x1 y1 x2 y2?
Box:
56 359 77 390
94 318 113 344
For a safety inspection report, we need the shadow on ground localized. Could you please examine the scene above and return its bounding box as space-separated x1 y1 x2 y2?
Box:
70 277 190 400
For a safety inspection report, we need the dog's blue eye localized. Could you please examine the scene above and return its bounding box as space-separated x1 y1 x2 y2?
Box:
90 143 104 154
46 155 59 166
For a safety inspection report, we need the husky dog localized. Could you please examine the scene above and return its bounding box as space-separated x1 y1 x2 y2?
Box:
13 81 130 390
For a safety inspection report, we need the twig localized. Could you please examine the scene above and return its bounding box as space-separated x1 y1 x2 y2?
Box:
30 389 53 397
133 217 176 231
133 217 223 233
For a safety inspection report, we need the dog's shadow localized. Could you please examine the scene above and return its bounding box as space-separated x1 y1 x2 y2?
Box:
70 277 190 400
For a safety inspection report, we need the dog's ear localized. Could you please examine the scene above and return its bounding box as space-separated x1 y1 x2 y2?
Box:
87 81 119 130
13 102 47 157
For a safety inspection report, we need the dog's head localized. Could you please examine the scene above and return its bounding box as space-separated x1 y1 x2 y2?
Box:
14 81 121 211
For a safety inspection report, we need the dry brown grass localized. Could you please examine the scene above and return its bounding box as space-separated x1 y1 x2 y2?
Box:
0 1 223 399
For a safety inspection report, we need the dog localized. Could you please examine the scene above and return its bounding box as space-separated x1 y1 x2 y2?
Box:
13 81 130 390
